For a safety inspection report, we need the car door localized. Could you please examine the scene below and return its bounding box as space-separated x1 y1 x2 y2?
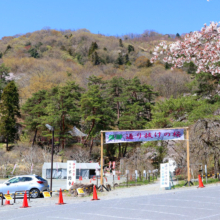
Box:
1 177 19 194
16 177 33 192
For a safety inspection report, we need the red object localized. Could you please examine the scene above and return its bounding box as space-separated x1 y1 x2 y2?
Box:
92 176 96 181
91 185 100 201
71 181 74 185
56 189 66 205
112 161 115 169
104 177 107 182
198 175 205 188
5 190 11 205
79 176 82 181
130 175 132 180
118 176 120 180
37 181 44 184
20 191 30 208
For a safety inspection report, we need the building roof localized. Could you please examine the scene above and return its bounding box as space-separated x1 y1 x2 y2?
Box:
43 162 99 169
68 126 87 137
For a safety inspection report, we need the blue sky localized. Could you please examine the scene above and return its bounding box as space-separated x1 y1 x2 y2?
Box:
0 0 218 38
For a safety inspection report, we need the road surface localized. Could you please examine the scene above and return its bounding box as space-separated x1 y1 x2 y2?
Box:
0 184 220 220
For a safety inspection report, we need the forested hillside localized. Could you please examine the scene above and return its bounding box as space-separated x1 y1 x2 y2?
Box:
0 27 219 177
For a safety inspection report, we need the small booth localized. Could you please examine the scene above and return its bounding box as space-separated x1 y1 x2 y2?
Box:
42 162 99 179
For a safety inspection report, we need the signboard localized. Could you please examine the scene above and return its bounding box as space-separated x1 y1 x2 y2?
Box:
43 191 51 198
112 171 115 175
112 161 115 169
160 163 169 188
4 194 13 201
126 170 129 174
106 129 184 143
67 160 76 190
77 188 84 195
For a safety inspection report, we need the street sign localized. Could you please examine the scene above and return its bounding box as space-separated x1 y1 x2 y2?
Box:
160 163 169 188
67 160 76 190
77 188 84 195
4 194 12 201
43 191 51 198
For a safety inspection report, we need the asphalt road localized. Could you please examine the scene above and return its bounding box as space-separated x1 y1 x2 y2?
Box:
1 185 220 220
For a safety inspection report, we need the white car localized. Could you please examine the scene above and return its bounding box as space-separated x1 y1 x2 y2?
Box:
0 175 49 198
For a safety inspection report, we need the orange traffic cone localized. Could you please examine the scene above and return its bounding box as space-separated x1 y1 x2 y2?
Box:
198 175 205 188
5 191 11 205
91 185 100 201
56 189 65 205
20 191 30 208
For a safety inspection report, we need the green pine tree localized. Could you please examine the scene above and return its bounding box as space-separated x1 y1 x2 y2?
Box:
43 81 83 149
0 63 10 97
88 42 98 56
81 83 115 156
115 53 124 65
0 81 20 151
119 39 123 47
128 45 134 53
91 51 100 65
22 90 48 146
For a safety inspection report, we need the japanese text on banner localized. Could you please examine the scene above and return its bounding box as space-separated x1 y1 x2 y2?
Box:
105 129 184 143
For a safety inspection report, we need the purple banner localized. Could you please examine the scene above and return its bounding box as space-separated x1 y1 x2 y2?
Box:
105 129 184 143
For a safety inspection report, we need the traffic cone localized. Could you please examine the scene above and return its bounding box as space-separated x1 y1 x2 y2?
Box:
56 189 65 205
20 191 30 208
5 191 11 205
91 185 100 201
198 175 205 188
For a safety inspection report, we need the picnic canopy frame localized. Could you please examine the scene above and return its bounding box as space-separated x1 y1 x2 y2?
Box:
100 127 192 187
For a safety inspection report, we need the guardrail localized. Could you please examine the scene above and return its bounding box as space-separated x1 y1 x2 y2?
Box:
0 185 102 205
14 190 30 203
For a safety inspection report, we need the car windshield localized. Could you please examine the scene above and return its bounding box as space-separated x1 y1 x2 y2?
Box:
7 177 19 183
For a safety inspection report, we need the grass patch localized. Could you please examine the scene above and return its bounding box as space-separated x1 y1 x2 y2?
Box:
175 178 220 188
118 177 158 188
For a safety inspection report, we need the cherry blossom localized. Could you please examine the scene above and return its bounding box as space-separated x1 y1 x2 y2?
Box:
151 22 220 75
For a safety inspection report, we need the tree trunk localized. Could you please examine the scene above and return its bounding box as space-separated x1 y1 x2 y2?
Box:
6 136 8 151
32 128 38 147
122 143 128 157
117 101 120 120
139 171 142 181
214 154 219 178
89 138 93 157
118 143 121 158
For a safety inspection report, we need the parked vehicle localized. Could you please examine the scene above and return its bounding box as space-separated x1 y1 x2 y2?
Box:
0 175 49 198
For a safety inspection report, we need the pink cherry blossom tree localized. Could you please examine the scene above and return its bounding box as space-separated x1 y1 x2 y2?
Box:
151 22 220 75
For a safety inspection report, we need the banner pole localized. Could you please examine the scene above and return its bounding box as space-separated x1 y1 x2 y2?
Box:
100 131 103 186
186 127 190 186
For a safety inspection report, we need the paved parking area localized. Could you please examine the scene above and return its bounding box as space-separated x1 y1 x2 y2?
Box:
1 185 220 220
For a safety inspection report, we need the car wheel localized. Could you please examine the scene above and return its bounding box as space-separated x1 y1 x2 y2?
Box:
30 188 40 198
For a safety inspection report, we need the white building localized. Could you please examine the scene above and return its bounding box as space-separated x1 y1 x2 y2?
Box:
42 162 99 179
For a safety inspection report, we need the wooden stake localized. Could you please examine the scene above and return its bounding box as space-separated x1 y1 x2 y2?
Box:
186 127 190 186
100 131 103 185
